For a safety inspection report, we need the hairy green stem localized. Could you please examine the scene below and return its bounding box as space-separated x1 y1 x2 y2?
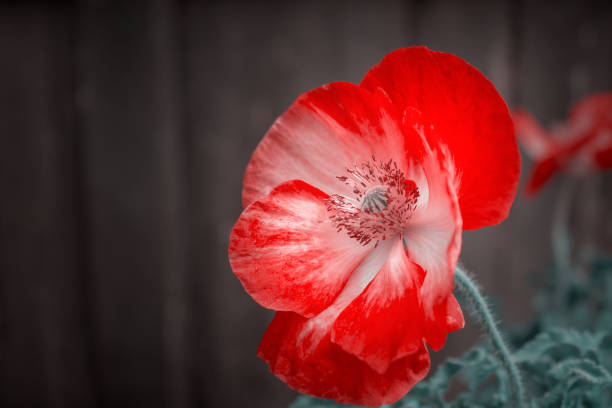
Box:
454 266 526 408
552 176 575 310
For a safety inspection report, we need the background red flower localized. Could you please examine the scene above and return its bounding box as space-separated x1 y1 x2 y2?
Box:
513 92 612 195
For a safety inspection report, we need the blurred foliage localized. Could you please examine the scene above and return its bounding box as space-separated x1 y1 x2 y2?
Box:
292 257 612 408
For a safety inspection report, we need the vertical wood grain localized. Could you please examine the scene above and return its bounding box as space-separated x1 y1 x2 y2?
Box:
76 0 189 406
0 6 97 407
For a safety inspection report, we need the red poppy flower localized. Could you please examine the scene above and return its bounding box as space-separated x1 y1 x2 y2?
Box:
228 46 520 406
513 92 612 195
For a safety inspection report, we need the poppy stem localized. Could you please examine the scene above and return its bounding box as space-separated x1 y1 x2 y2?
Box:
551 176 575 310
453 266 526 408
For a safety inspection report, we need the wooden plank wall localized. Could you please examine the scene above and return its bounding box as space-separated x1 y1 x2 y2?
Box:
0 1 610 407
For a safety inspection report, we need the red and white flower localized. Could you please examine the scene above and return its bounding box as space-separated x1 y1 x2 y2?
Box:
228 46 520 406
513 92 612 195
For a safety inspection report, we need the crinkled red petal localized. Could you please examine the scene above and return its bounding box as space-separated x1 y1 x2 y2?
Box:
361 46 520 230
258 311 430 407
422 293 465 351
401 145 464 350
242 82 423 208
229 180 372 317
330 239 424 374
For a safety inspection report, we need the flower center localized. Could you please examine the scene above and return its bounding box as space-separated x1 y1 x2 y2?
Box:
327 156 420 247
361 187 388 213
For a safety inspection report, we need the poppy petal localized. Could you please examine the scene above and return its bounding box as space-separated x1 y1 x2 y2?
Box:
525 155 564 196
229 179 372 317
512 109 558 159
569 93 612 169
401 146 463 349
361 46 520 230
444 293 465 332
594 146 612 169
330 238 425 374
569 92 612 130
242 82 422 208
258 311 430 407
422 293 466 350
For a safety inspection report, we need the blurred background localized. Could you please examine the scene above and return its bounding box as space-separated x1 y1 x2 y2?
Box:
1 0 611 407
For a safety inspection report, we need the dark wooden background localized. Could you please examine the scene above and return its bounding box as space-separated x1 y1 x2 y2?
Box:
1 0 611 407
